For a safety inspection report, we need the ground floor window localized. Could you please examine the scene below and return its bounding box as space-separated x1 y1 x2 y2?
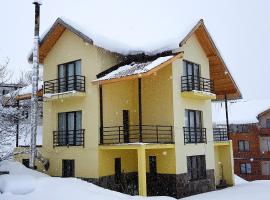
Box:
187 155 206 180
240 163 251 174
115 158 121 183
22 159 29 168
62 159 75 177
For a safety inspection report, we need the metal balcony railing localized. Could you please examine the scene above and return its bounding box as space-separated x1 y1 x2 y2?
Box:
183 127 207 144
100 125 173 144
53 129 85 147
213 128 228 141
181 75 214 93
44 75 85 94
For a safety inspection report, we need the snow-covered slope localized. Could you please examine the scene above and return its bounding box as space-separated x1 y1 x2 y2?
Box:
1 161 270 200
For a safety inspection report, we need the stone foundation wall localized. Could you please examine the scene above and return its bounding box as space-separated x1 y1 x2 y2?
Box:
82 169 215 198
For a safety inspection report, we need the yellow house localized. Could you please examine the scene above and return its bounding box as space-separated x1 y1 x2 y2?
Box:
15 18 242 198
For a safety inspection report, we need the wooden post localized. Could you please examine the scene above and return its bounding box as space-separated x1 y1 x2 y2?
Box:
137 146 147 196
16 100 19 147
224 93 230 139
99 85 103 144
138 78 142 142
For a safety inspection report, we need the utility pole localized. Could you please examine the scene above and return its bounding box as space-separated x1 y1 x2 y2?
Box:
30 0 41 169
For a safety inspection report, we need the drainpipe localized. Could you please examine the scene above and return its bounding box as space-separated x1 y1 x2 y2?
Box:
224 93 230 139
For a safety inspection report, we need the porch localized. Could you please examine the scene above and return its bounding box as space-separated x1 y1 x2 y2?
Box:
98 144 176 196
97 55 176 145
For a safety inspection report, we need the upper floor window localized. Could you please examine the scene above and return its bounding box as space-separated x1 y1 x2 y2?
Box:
266 119 270 128
187 155 207 180
184 109 206 143
230 124 250 133
54 111 84 146
44 60 85 94
240 163 251 174
238 140 250 152
58 60 81 92
183 60 200 91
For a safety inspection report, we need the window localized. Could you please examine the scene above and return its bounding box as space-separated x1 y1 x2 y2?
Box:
240 163 251 174
58 111 82 146
58 60 81 92
187 155 206 180
62 160 75 177
267 140 270 152
238 140 250 152
183 60 201 91
22 159 29 168
266 119 270 128
2 89 9 95
230 124 250 133
184 109 205 143
115 158 121 183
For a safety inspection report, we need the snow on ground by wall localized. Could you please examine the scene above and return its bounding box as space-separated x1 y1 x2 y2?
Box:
1 161 270 200
212 99 270 125
234 175 248 185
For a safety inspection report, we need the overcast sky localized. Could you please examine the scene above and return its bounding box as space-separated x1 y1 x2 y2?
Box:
0 0 269 100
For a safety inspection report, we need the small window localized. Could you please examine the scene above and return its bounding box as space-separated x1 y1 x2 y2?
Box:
22 159 29 168
238 140 250 152
267 140 270 152
2 89 9 95
266 119 270 128
115 158 121 183
240 163 251 174
187 155 206 180
62 160 75 177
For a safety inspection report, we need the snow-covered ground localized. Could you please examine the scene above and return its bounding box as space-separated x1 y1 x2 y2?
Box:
0 161 269 200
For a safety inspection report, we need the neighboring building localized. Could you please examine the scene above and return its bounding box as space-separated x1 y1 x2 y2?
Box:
0 83 23 99
213 99 270 181
14 18 242 198
3 82 43 148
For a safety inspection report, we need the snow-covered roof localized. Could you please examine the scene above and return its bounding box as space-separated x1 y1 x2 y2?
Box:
5 81 43 98
212 99 270 125
41 17 199 56
95 55 174 81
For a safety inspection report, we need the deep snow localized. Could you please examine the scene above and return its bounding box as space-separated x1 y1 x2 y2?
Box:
1 161 270 200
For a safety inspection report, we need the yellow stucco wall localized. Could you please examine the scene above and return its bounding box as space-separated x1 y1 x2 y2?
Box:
42 29 120 178
214 141 235 186
99 147 176 177
172 34 215 174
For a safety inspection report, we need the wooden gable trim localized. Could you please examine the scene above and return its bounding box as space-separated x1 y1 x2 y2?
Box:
93 52 183 85
258 108 270 119
28 18 94 64
179 19 242 100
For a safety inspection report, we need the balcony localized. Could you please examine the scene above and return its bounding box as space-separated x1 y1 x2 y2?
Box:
53 129 85 147
100 125 174 144
183 127 207 144
44 75 86 101
181 75 216 100
260 128 270 136
213 128 228 142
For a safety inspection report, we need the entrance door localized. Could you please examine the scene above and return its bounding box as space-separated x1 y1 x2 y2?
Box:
123 110 130 143
115 158 121 184
62 159 75 177
147 156 158 196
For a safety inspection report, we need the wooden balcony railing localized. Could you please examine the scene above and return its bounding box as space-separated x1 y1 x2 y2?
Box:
100 125 173 144
44 75 85 94
183 127 207 144
213 128 228 141
181 75 214 93
53 129 85 147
